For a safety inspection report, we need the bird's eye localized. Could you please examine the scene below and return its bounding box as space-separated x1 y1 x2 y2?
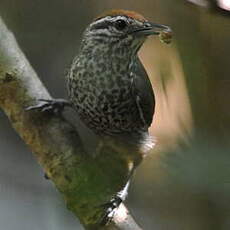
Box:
115 19 127 30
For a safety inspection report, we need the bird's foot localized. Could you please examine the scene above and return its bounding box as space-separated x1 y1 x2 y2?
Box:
99 180 131 225
100 196 123 226
25 98 71 114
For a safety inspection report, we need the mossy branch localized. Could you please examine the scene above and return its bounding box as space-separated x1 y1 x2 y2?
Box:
0 16 142 230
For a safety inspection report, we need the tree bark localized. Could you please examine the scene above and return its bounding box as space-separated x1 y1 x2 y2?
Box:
0 16 142 230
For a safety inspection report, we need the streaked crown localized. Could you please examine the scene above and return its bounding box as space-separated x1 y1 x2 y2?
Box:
95 9 147 22
85 9 150 42
81 9 172 52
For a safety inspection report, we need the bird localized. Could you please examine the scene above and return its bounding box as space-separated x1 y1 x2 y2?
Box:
66 9 171 150
27 9 172 224
28 9 171 150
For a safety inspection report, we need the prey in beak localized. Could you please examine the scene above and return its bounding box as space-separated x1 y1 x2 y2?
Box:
132 21 173 44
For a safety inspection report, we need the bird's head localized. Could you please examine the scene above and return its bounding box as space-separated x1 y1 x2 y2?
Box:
83 9 172 53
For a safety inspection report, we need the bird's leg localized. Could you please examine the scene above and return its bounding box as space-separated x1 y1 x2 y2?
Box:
25 98 72 115
100 180 131 226
100 160 137 226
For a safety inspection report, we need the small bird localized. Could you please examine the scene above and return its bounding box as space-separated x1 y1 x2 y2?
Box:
67 9 171 149
27 9 172 224
28 9 171 150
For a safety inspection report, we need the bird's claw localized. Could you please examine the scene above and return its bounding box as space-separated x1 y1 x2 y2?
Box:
25 98 71 114
100 196 123 226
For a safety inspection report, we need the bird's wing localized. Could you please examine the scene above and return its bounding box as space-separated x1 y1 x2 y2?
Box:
131 57 155 128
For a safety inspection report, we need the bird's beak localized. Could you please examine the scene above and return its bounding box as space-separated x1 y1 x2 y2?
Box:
132 22 172 37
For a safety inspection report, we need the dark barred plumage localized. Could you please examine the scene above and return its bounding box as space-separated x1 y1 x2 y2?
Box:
67 10 171 149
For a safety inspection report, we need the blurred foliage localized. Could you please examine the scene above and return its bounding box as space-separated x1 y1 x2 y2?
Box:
0 0 230 230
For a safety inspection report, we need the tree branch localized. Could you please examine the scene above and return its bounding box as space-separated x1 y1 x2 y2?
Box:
0 16 142 230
